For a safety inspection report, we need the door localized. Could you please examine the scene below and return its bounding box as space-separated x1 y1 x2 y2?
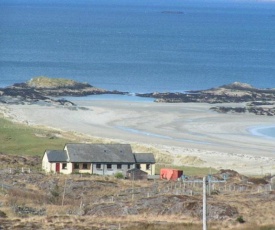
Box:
56 163 60 173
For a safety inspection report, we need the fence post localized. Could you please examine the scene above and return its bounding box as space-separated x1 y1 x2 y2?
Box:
203 177 207 230
62 179 67 206
208 179 211 195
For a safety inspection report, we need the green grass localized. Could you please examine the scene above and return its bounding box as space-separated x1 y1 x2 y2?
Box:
156 164 218 177
0 116 70 156
27 76 84 88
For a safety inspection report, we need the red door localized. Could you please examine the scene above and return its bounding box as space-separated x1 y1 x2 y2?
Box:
56 163 60 173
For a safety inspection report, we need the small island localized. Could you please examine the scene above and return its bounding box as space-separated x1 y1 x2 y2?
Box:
0 76 127 106
161 11 184 14
137 82 275 116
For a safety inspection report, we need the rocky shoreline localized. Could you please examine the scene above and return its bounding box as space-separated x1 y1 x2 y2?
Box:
1 78 275 116
0 76 126 106
137 82 275 116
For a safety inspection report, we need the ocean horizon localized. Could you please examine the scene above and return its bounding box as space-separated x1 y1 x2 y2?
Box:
1 0 275 140
1 0 275 93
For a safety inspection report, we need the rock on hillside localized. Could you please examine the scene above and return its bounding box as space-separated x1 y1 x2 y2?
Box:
85 195 238 220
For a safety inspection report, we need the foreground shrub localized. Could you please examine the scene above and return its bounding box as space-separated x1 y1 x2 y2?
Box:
114 172 124 179
236 215 245 224
0 210 7 218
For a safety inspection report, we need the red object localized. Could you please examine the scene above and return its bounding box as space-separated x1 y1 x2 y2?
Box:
160 168 183 181
56 163 60 173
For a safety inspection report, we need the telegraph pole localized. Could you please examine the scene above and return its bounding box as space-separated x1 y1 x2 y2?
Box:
203 176 207 230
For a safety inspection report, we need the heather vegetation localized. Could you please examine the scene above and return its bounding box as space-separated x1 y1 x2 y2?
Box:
0 113 274 229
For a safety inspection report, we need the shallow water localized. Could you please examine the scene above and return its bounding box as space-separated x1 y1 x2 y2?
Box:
249 126 275 139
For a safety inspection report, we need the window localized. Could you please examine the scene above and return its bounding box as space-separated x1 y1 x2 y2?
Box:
136 164 140 169
146 164 150 170
128 164 131 169
62 163 67 170
96 164 101 169
74 163 79 169
117 164 122 169
83 163 88 169
107 164 112 170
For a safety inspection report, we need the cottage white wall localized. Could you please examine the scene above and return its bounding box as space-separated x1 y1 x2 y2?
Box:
42 154 51 172
59 162 73 174
42 158 62 174
72 163 92 174
139 163 155 175
50 163 56 172
92 163 134 175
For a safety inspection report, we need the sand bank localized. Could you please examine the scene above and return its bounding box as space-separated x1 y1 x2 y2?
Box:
1 100 274 175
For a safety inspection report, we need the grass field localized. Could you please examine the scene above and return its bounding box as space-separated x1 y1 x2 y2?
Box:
0 115 70 156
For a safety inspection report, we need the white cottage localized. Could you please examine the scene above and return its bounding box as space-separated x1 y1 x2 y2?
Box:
42 143 156 176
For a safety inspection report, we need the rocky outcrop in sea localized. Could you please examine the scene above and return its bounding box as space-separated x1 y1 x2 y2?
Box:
0 76 126 106
137 82 275 116
1 78 274 116
137 82 275 103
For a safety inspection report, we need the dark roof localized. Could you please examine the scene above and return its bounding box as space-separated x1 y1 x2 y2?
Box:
127 168 148 174
134 153 155 164
45 150 68 162
65 143 136 163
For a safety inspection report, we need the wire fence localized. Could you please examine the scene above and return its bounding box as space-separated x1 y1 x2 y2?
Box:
93 179 274 204
0 168 274 204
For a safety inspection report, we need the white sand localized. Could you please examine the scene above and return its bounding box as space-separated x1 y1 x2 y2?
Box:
1 100 275 175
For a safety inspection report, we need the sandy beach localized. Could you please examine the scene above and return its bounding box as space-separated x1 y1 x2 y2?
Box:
1 99 275 175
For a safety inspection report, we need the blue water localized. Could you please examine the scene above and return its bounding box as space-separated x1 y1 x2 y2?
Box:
61 94 155 102
249 126 275 140
1 0 275 93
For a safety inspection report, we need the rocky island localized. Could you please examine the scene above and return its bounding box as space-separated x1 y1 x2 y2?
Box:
137 82 275 116
0 76 126 106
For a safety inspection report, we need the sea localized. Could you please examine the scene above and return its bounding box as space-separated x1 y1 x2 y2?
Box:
0 0 275 137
